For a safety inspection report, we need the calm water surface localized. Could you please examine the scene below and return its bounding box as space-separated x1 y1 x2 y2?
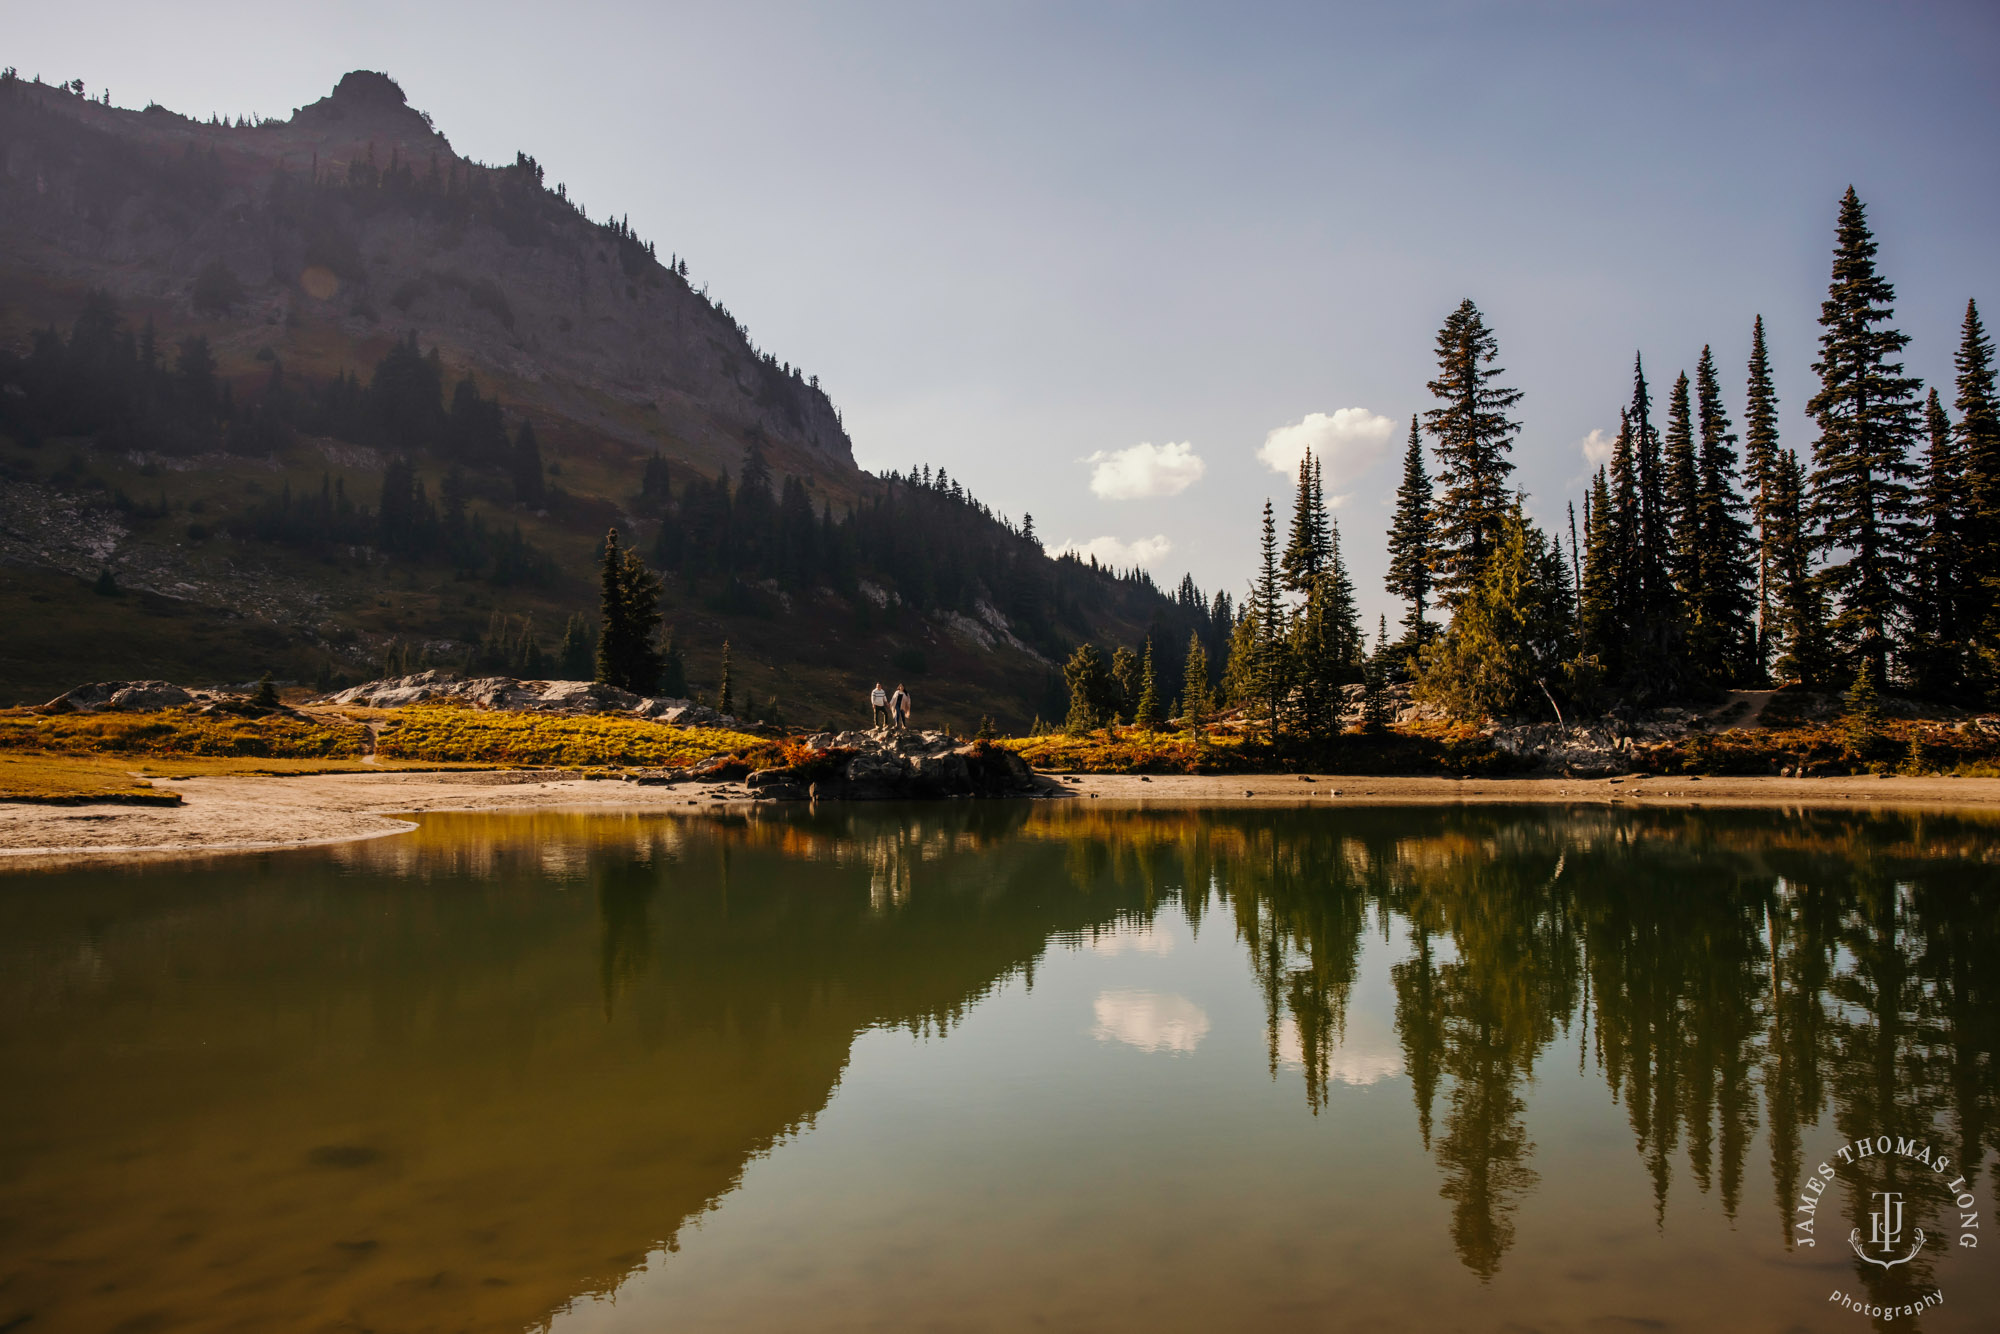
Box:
3 804 1997 1332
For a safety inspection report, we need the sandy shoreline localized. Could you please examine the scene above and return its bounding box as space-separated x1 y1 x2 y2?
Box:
4 768 1999 869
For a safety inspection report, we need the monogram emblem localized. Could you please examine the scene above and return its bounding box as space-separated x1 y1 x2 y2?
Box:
1848 1190 1925 1269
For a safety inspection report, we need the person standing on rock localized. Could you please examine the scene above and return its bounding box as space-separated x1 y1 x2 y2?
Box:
891 684 911 732
870 682 889 730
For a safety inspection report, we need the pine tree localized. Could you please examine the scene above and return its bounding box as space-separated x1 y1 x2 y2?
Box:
1955 299 2000 692
1385 414 1436 643
1423 300 1521 607
1252 499 1289 735
1361 615 1392 731
1063 643 1117 733
1280 450 1328 593
1623 355 1691 698
594 529 664 693
1663 370 1701 600
717 640 734 716
1579 467 1619 667
1908 389 1962 698
1133 639 1161 731
1110 645 1139 724
1692 345 1757 683
1324 495 1363 675
1769 451 1831 688
1743 316 1782 680
1415 503 1574 721
1180 634 1212 727
1806 187 1922 686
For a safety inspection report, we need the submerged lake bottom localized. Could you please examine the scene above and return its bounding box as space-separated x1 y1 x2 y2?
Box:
2 803 1996 1333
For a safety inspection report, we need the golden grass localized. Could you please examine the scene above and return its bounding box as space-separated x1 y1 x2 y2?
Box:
1003 720 1511 776
0 707 368 758
373 704 773 768
0 753 183 805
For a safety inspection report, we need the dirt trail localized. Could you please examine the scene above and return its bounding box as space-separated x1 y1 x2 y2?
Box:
1706 689 1778 730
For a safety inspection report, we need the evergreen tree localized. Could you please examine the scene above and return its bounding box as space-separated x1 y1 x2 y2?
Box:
1132 638 1161 731
1768 451 1831 687
1743 316 1782 680
1251 499 1289 734
1288 575 1345 744
1385 414 1437 643
1221 610 1261 708
1908 389 1963 697
1423 300 1521 607
1110 645 1140 724
1622 356 1692 698
1281 450 1329 592
1325 488 1363 673
1805 187 1922 686
1663 370 1701 600
1692 345 1757 683
1361 615 1392 731
1954 299 2000 692
1416 503 1573 721
593 529 664 693
1062 643 1117 733
1180 633 1212 727
717 640 734 717
1579 467 1619 670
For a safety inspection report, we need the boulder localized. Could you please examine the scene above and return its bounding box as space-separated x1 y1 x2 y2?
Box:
46 680 194 712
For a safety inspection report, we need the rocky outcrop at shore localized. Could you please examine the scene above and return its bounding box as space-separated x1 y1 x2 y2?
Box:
655 729 1039 802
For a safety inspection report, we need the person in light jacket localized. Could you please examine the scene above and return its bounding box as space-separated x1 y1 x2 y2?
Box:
890 684 911 732
870 682 889 729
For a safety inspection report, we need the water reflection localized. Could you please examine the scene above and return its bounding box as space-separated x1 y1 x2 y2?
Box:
1 804 1995 1332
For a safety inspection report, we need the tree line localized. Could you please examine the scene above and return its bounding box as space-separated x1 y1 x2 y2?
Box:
1059 186 1998 741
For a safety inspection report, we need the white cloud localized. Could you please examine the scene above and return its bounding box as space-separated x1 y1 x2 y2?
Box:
1052 534 1174 568
1092 989 1210 1054
1580 428 1614 468
1082 922 1174 957
1257 409 1396 495
1274 1016 1405 1086
1084 440 1205 500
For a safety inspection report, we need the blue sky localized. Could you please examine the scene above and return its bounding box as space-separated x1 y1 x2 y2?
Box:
14 0 1998 627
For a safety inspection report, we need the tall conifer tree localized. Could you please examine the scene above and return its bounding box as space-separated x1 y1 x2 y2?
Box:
1805 187 1922 685
1743 316 1782 680
1663 370 1701 600
1385 415 1436 644
1252 500 1288 734
1423 300 1521 607
1954 299 1999 692
1693 345 1757 682
1909 388 1962 696
1769 450 1830 687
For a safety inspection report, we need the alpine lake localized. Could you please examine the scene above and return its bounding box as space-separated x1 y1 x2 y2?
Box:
3 802 1997 1333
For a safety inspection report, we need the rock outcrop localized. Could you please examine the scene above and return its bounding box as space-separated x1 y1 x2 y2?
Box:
740 730 1040 801
322 672 744 728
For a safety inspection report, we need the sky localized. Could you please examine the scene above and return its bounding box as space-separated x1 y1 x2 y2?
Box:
14 0 1999 629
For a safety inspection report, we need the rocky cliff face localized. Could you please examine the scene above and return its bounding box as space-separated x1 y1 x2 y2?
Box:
0 70 853 476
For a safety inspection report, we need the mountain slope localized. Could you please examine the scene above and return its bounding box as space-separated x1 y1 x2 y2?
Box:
0 69 1215 724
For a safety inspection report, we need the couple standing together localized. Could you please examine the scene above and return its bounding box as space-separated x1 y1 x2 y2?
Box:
871 683 912 732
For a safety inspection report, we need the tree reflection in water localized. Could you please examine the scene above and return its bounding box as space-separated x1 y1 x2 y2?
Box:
1016 804 2000 1290
3 803 1995 1332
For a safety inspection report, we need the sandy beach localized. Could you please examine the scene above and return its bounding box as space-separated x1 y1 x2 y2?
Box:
3 767 1999 869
